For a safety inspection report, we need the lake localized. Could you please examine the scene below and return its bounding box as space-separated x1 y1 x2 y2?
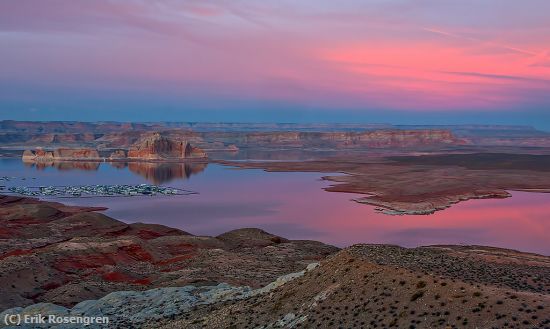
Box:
1 158 549 255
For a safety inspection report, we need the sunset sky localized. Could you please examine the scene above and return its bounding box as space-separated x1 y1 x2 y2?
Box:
1 0 550 128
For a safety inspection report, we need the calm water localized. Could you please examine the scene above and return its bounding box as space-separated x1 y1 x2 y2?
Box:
1 158 549 255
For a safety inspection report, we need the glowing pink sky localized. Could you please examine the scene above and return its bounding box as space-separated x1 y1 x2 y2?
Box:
1 0 549 125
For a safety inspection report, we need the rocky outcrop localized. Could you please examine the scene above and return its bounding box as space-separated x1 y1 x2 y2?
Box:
0 284 252 329
22 148 101 162
127 133 207 160
22 149 54 162
108 149 127 159
52 148 100 159
0 196 337 309
0 264 322 328
151 245 549 329
4 245 547 328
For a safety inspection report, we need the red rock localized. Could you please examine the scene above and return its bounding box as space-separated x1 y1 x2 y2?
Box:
119 244 153 262
0 227 17 238
41 282 62 290
106 222 190 239
127 132 207 160
0 249 33 260
22 147 101 162
155 254 195 265
133 278 151 285
102 271 137 283
108 149 127 159
54 255 116 273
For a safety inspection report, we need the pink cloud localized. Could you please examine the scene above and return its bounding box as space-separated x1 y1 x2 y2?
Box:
1 0 549 112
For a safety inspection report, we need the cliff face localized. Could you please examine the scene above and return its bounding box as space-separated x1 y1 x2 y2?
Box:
0 120 154 134
52 148 100 159
197 129 465 149
127 133 207 160
22 148 101 162
22 149 53 162
354 129 461 147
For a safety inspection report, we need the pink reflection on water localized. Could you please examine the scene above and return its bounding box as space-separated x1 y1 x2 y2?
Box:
95 166 550 256
302 189 550 254
246 176 550 255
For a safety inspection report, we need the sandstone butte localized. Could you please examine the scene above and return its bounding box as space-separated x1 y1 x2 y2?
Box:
21 133 208 162
127 132 207 160
22 147 101 162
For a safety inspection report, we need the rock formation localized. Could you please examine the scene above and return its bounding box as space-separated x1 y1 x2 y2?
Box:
0 264 321 328
108 149 127 159
5 120 550 151
52 148 100 159
22 149 54 162
193 129 466 149
127 133 207 160
22 148 101 162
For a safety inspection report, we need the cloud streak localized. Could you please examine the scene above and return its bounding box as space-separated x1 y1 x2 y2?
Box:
422 27 540 57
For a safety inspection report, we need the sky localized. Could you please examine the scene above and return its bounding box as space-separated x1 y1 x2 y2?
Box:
1 0 550 128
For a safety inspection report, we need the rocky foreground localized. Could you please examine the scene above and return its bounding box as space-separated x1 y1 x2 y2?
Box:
151 245 549 329
0 195 336 309
2 246 548 329
0 196 549 328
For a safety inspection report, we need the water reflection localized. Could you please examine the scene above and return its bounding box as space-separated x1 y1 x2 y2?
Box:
95 166 550 255
23 160 100 171
124 162 207 184
20 160 207 184
4 158 549 255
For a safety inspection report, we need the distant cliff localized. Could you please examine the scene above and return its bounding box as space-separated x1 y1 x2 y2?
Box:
195 129 465 149
5 120 550 150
